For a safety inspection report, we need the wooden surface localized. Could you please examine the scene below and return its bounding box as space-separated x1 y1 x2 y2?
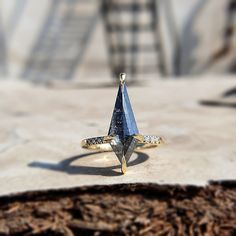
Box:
0 77 236 196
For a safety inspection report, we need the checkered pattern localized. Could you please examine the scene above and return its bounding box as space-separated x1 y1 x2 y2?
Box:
101 0 167 79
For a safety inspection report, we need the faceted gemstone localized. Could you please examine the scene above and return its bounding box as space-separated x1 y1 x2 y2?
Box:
108 81 139 164
108 82 139 143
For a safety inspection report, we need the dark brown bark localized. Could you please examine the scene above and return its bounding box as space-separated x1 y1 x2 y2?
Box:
0 181 235 236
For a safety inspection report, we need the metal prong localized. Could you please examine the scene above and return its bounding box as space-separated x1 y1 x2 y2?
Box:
121 156 127 174
119 73 126 84
159 137 165 145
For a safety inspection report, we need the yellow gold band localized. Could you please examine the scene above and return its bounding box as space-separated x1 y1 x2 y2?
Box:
81 135 164 151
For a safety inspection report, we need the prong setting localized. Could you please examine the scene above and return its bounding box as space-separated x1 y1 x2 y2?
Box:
119 73 126 84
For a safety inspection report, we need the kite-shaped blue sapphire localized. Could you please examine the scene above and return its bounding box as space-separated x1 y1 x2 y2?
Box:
108 73 139 172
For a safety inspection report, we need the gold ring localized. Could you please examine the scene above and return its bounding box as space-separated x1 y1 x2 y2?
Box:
81 73 164 174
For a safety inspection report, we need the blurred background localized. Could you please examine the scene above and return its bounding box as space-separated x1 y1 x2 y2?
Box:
0 0 236 84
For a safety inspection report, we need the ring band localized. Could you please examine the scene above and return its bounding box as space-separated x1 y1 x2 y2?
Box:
81 135 164 151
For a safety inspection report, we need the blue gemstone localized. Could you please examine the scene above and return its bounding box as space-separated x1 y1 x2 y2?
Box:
108 83 139 144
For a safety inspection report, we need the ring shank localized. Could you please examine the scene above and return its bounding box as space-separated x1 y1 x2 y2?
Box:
81 135 164 151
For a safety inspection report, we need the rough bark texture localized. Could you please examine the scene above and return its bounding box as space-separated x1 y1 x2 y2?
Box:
0 181 235 236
